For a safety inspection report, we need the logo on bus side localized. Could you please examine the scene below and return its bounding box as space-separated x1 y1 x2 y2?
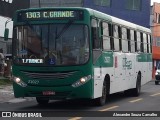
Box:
122 58 132 70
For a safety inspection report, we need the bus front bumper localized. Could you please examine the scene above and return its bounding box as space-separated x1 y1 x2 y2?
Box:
13 81 93 100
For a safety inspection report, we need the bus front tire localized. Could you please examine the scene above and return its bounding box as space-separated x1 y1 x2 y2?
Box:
36 97 49 105
94 80 107 106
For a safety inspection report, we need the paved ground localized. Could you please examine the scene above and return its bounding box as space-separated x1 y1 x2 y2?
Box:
0 84 35 103
0 75 33 103
0 85 14 103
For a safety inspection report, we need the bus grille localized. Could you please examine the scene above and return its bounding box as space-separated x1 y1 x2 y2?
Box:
21 71 77 79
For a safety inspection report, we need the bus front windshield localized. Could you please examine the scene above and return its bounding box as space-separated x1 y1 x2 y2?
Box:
13 24 89 66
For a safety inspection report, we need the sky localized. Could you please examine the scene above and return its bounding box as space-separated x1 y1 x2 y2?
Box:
151 0 160 5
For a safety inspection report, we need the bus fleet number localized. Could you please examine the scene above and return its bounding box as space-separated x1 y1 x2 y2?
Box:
28 80 39 85
26 12 41 19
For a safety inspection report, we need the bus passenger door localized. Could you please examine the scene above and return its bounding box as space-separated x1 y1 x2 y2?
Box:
92 18 103 98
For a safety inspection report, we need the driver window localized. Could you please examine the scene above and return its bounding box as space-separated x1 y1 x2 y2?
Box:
91 19 100 49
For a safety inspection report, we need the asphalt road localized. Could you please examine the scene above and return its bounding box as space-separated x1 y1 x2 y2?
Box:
0 80 160 120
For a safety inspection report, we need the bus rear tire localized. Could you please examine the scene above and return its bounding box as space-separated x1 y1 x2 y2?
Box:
131 74 141 96
36 97 49 105
94 80 107 106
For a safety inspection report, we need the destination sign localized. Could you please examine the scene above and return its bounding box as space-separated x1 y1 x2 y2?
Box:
17 10 84 21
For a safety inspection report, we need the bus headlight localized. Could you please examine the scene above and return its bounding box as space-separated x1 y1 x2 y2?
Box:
13 77 27 87
72 75 91 88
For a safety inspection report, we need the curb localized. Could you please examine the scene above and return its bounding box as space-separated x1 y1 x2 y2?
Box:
7 98 27 103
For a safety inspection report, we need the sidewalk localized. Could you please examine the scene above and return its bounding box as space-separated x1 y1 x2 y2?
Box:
0 84 32 103
0 77 34 103
0 84 14 103
0 76 13 103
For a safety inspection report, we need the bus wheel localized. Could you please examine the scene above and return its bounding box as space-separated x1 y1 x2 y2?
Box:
36 97 49 105
95 80 107 106
131 74 141 96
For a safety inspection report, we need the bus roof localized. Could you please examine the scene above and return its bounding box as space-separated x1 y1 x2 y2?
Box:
85 8 151 33
15 7 151 33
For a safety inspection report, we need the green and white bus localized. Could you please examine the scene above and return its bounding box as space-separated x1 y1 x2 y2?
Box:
11 7 152 106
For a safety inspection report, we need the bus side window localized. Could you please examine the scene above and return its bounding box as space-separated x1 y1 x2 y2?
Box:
113 25 120 51
102 22 111 50
140 32 144 52
150 35 152 53
148 34 151 53
137 31 141 52
134 31 137 52
91 19 100 49
147 34 149 53
127 28 131 52
118 26 122 51
143 33 147 53
122 27 128 52
130 29 135 52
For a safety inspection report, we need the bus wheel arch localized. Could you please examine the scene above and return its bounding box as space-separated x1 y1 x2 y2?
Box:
94 74 110 106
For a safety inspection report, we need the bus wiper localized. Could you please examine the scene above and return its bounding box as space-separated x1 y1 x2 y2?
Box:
55 20 75 40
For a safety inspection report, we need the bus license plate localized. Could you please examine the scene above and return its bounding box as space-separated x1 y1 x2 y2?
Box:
42 91 55 95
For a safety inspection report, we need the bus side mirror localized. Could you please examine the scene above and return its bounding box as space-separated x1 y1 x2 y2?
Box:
4 28 9 41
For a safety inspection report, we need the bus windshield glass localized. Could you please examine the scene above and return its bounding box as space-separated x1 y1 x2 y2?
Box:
13 24 89 66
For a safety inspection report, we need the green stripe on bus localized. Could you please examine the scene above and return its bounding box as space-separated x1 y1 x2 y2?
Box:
137 53 152 62
94 52 113 67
